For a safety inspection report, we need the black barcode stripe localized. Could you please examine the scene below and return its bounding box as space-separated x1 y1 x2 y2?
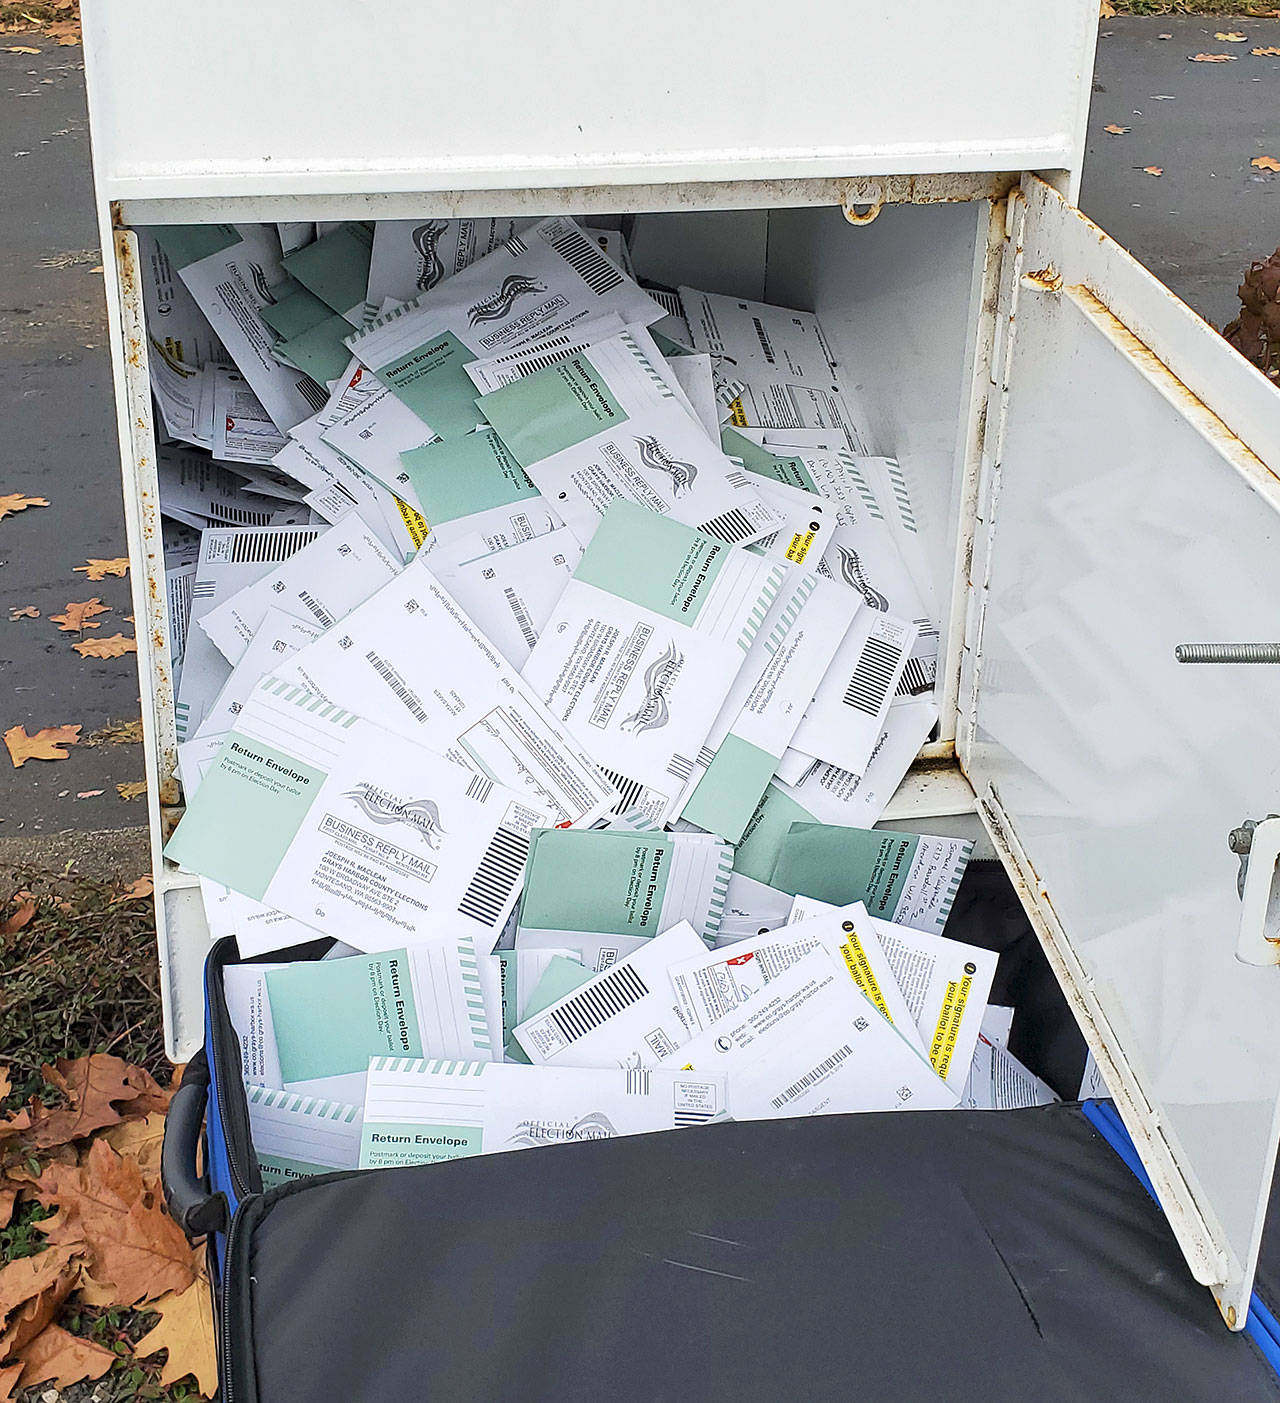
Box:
896 656 936 697
751 316 776 365
192 579 217 598
502 586 539 650
297 589 336 628
666 753 694 783
506 234 528 256
647 288 681 316
842 637 904 715
367 650 430 724
227 528 320 565
465 773 493 803
698 506 756 545
600 766 644 816
770 1045 853 1109
548 964 649 1044
696 745 715 768
625 1069 651 1096
675 1109 713 1126
296 377 327 412
457 826 529 927
201 502 277 527
550 228 623 296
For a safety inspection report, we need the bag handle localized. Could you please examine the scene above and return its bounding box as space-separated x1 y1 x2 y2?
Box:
162 1049 230 1239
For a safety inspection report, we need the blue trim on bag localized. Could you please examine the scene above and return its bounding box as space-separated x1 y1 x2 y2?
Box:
203 958 241 1275
1082 1098 1280 1378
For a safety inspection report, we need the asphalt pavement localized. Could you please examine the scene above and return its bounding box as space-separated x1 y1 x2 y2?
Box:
1 17 1277 870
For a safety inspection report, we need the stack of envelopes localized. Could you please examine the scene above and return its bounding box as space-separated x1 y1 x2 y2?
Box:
145 216 1058 1189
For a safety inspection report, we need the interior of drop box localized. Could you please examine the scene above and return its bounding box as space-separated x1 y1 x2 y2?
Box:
139 198 1090 1102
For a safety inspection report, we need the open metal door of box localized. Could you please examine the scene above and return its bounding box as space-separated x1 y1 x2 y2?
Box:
960 175 1280 1327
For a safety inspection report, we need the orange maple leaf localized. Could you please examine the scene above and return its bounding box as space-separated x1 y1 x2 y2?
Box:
72 558 129 580
49 599 110 633
71 633 137 659
2 724 81 768
0 494 49 522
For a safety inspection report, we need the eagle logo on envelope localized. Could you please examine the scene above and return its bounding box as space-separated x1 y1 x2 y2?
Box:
835 545 890 612
411 220 450 292
342 784 447 850
506 1112 619 1148
467 275 547 326
621 642 683 735
634 436 698 497
247 261 277 307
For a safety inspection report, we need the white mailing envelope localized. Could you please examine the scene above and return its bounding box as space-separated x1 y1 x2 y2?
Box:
165 676 554 952
659 948 957 1118
349 217 664 440
359 1059 726 1168
198 513 402 666
175 525 322 744
522 501 789 826
714 873 794 947
477 328 783 549
789 895 997 1092
960 1036 1059 1111
196 606 325 741
211 366 289 465
222 963 287 1089
789 608 918 777
365 218 526 308
429 528 581 668
669 901 923 1055
513 922 704 1069
246 1085 363 1189
276 556 615 830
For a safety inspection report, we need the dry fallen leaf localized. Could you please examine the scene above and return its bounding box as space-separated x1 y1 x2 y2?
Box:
116 780 147 801
134 1272 218 1397
1251 156 1280 172
73 557 128 580
0 1067 10 1100
101 1112 166 1185
0 1361 19 1403
76 789 104 799
20 1055 146 1149
1191 52 1236 62
3 724 81 768
1103 124 1130 135
1252 47 1280 55
0 900 36 936
0 494 49 522
0 1245 83 1338
1215 32 1247 42
7 607 39 620
1098 0 1115 15
34 1139 199 1305
49 598 110 633
0 1189 14 1234
2 44 41 53
86 717 143 746
14 1323 115 1391
1142 166 1164 177
71 632 137 659
110 875 154 905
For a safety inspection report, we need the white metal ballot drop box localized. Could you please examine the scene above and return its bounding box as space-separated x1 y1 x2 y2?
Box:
80 0 1280 1331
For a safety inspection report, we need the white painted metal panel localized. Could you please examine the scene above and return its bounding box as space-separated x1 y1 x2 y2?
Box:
965 177 1280 1326
80 0 1098 202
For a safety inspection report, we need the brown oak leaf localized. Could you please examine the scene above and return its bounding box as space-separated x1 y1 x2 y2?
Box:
0 1067 9 1100
0 1188 15 1232
14 1324 114 1391
0 901 35 936
73 558 129 580
0 1244 83 1355
1191 52 1236 61
1142 166 1163 176
1215 31 1247 42
1103 123 1129 135
49 598 110 633
7 607 38 621
0 1361 19 1403
33 1139 198 1304
0 494 49 522
134 1272 218 1397
72 632 137 659
2 724 81 768
110 875 154 905
116 780 147 801
1252 156 1280 172
1253 47 1280 55
101 1112 167 1187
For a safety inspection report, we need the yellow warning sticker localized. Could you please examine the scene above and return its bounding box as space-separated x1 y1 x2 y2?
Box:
837 934 892 1024
785 528 816 563
394 496 431 548
929 971 974 1078
726 397 748 427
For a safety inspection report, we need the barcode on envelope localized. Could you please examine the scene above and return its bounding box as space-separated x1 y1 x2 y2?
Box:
457 825 529 928
770 1045 853 1109
550 227 623 297
896 656 936 697
296 376 328 412
842 637 904 715
367 650 430 725
546 964 650 1045
227 529 320 565
297 589 336 628
625 1069 651 1096
503 586 539 650
600 766 644 815
698 506 757 545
